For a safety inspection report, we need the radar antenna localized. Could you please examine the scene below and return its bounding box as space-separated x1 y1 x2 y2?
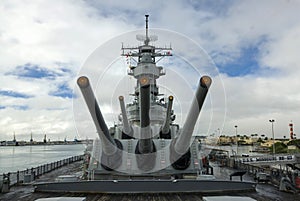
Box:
136 15 158 44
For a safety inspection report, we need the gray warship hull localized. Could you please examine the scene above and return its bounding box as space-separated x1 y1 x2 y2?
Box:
33 15 257 195
34 179 256 194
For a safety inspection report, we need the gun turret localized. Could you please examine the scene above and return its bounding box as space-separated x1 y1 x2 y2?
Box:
160 95 173 139
170 76 212 170
77 76 122 170
119 96 134 139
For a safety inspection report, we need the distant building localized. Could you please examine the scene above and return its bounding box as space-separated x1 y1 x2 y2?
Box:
288 145 297 150
5 141 17 146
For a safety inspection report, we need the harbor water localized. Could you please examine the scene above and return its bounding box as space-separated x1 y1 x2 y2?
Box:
0 144 85 174
0 144 255 174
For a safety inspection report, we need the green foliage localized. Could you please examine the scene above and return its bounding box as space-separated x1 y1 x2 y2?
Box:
287 139 300 148
270 142 288 154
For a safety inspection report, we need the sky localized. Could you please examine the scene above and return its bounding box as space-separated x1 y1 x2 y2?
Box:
0 0 300 141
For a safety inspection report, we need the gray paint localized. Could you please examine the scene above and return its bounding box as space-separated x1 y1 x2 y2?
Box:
35 179 256 194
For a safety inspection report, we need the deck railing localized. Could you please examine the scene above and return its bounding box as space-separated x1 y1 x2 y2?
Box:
0 155 84 189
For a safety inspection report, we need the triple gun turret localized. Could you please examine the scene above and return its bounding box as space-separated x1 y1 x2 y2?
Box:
77 74 211 171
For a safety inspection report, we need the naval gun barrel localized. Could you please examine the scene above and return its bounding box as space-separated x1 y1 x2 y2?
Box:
135 76 156 171
137 76 154 154
119 96 134 139
170 76 211 170
174 76 212 155
160 96 173 138
77 76 122 170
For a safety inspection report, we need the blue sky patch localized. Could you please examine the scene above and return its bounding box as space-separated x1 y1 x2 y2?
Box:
0 90 33 98
215 45 261 77
0 106 6 110
6 63 73 80
214 36 272 77
49 83 74 99
11 105 29 110
189 0 235 17
8 63 58 79
54 62 75 74
59 67 73 74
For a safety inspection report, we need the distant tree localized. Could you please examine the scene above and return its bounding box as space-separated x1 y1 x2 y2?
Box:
270 142 288 153
257 138 264 143
287 139 300 148
251 134 258 138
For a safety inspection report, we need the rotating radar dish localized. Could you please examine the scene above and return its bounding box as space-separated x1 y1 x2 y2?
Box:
136 34 158 43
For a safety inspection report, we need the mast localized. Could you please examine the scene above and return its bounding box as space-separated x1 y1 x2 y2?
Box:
145 14 149 45
121 14 173 126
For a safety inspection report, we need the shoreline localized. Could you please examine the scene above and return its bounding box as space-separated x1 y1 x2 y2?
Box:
0 141 89 147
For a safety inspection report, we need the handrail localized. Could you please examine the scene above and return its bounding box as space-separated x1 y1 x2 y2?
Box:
0 155 84 188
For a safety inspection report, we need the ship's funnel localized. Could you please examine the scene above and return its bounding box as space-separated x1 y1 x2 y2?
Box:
77 76 122 170
170 76 212 169
160 95 173 139
119 96 134 139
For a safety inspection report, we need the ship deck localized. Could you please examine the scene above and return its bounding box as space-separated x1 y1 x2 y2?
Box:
0 161 299 201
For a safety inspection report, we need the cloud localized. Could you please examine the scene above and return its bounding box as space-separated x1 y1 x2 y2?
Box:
0 0 300 141
260 26 300 73
0 0 137 71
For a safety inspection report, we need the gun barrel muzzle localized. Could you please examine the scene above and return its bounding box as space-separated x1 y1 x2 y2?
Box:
174 76 212 155
77 76 117 155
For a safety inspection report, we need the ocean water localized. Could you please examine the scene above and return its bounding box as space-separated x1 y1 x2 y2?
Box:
0 144 85 174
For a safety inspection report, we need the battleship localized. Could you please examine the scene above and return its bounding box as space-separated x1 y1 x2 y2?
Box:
34 15 256 194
